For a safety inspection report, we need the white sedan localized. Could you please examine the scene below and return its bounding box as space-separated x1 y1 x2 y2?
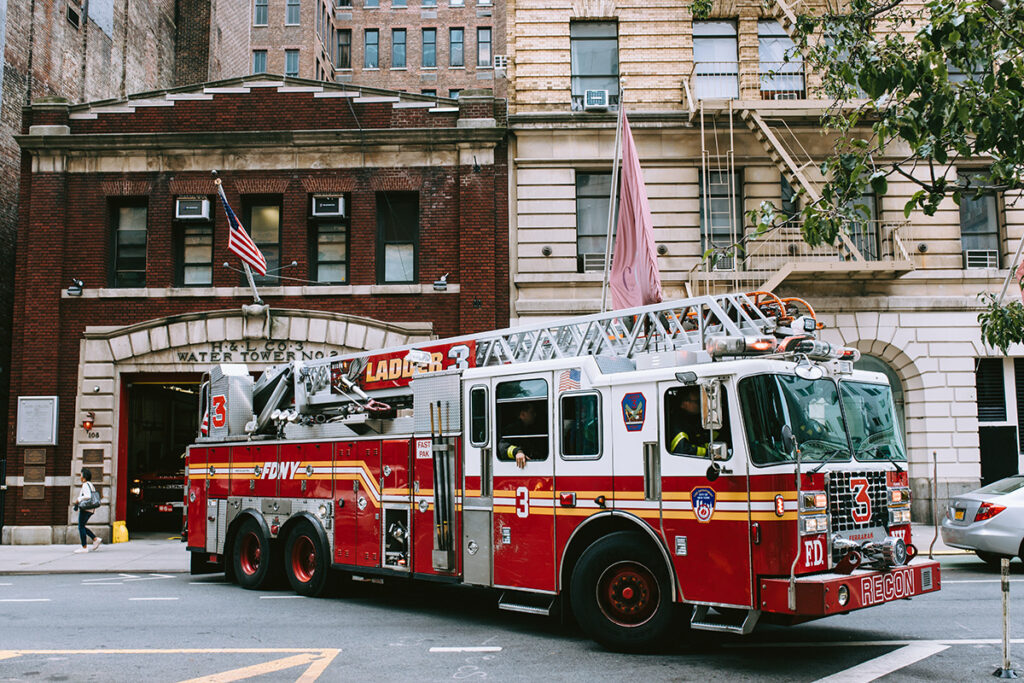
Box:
941 475 1024 566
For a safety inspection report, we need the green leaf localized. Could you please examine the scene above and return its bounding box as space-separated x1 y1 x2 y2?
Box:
869 172 888 196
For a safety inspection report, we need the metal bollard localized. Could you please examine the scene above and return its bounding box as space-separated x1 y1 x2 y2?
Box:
994 557 1019 678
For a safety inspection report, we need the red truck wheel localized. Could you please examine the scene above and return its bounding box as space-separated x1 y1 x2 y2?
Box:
232 518 275 590
285 523 330 597
570 531 676 652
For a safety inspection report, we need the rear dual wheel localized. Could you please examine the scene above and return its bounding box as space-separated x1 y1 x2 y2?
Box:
284 522 330 597
570 531 677 652
233 517 278 590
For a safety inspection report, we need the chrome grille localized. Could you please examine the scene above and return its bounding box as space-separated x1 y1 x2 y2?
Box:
827 471 888 532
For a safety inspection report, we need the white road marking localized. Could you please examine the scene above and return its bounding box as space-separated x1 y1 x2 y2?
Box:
429 647 503 653
82 573 175 586
128 597 179 601
259 595 307 599
0 598 50 602
944 579 1024 584
0 582 13 586
811 642 949 683
726 638 1024 648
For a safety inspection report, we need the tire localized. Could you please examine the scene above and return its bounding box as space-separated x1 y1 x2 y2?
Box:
284 522 330 597
977 550 1007 568
570 531 677 653
232 517 276 590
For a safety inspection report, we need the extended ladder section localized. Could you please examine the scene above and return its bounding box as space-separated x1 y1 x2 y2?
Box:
227 292 782 438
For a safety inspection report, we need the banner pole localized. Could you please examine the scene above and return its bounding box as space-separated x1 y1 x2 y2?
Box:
600 87 625 314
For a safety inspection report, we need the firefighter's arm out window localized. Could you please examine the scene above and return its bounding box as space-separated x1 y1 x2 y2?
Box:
664 385 732 458
560 392 601 459
496 379 549 462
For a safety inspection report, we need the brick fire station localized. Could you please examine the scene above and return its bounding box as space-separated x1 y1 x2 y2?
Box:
4 76 507 544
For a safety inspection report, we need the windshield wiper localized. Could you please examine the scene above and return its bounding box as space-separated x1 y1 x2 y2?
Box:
856 444 904 472
810 447 849 474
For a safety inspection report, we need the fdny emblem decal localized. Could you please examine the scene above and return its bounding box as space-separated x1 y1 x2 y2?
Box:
691 487 717 523
621 393 646 432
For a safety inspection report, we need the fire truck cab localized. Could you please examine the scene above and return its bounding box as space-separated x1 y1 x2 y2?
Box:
185 292 939 651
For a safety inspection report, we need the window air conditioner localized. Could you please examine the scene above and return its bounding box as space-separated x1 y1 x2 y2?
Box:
175 196 210 220
964 249 998 269
583 90 609 111
312 195 346 217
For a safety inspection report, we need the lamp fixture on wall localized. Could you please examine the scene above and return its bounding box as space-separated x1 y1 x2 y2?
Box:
433 273 449 291
81 411 95 431
68 278 84 296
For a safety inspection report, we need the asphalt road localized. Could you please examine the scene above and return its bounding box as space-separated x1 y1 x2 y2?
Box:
1 555 1022 682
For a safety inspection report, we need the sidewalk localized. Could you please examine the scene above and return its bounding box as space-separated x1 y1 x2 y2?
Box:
0 524 965 576
0 532 190 575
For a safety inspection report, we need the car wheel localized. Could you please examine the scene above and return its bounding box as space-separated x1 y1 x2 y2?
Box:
976 550 1006 568
232 517 277 590
570 531 677 653
284 522 331 597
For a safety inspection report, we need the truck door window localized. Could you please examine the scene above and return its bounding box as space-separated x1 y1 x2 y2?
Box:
495 379 549 462
560 392 601 459
664 385 732 458
469 385 488 446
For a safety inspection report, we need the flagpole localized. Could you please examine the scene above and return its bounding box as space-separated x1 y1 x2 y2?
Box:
213 174 264 305
600 87 625 314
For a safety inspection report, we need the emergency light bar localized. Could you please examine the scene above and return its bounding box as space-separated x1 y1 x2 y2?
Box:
706 336 777 359
788 339 861 362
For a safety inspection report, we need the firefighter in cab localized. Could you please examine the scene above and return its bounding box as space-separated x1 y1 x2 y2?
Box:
669 386 709 457
499 401 544 469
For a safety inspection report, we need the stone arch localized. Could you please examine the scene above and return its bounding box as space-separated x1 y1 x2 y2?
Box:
64 308 433 539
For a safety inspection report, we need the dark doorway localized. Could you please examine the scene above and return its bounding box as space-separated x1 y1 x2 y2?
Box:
126 380 199 533
980 426 1019 486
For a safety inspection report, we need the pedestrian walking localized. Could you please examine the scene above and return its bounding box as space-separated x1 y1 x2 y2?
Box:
73 469 102 553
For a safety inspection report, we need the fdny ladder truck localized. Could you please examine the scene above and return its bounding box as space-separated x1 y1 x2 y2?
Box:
185 291 940 651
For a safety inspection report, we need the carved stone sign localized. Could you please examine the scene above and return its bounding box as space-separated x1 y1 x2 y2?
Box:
163 340 342 365
16 396 58 446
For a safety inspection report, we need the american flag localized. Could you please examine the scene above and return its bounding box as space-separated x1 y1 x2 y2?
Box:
200 410 209 435
216 182 267 276
558 368 581 392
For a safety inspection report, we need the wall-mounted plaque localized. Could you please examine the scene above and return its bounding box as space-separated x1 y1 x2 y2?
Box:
16 396 58 446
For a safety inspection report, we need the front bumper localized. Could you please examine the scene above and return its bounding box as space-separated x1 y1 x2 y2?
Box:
759 557 940 616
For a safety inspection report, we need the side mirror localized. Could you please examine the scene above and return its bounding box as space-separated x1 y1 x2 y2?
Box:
781 424 796 454
709 441 729 461
701 380 723 431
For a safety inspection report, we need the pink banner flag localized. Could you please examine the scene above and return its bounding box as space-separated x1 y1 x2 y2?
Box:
609 112 663 310
1016 259 1024 304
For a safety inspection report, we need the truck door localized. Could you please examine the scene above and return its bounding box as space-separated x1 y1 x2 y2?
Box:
659 379 752 607
462 383 493 586
492 373 556 592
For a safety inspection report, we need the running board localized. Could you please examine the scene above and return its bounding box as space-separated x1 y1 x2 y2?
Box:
690 605 761 634
498 591 556 616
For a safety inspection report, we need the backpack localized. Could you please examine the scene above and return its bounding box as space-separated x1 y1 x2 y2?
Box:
80 482 101 510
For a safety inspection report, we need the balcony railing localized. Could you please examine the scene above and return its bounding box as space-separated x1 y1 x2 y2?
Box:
688 220 915 296
693 62 739 100
758 61 805 100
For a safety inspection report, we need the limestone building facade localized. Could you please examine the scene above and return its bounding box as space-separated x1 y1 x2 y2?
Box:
505 0 1023 521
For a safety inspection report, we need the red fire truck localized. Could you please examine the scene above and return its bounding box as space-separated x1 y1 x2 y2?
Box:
185 291 940 651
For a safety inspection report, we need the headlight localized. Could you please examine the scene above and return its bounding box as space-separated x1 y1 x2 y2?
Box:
129 487 142 497
889 508 911 525
889 487 911 505
802 515 827 534
837 584 850 606
802 492 827 510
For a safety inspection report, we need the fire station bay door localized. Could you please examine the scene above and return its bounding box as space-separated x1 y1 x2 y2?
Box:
658 378 753 608
490 373 556 592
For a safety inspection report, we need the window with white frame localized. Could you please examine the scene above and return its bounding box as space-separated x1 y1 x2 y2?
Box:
254 0 268 25
758 20 804 99
285 49 299 77
694 21 738 99
286 0 300 24
570 21 618 111
252 50 267 74
960 172 1001 269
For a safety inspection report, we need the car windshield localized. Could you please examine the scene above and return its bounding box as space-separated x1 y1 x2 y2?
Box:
977 475 1024 495
739 374 851 465
839 381 907 462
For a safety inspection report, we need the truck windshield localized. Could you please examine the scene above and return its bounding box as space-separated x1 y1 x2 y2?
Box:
839 380 907 462
739 374 851 465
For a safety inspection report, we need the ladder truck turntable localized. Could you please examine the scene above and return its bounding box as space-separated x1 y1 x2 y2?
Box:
185 291 939 651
